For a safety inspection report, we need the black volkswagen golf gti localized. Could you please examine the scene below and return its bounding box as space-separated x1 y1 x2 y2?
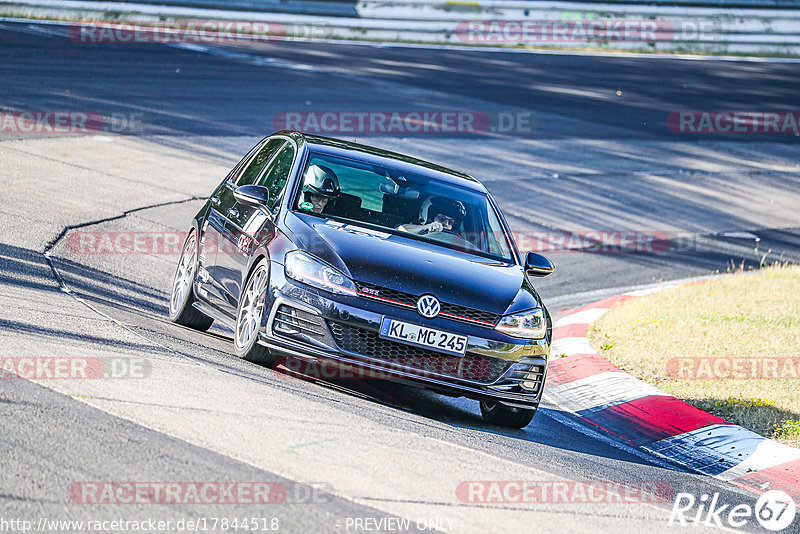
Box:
169 131 554 428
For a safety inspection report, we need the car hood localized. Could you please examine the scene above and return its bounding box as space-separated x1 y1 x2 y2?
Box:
285 213 541 315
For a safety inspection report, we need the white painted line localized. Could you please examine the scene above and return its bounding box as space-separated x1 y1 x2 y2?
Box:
547 372 669 413
546 272 737 312
718 437 800 482
550 337 596 357
553 308 609 328
719 231 760 239
623 286 671 297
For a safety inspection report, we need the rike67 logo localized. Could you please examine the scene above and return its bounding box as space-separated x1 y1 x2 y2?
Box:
669 490 796 531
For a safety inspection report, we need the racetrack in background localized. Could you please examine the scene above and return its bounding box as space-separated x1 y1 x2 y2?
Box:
2 20 800 532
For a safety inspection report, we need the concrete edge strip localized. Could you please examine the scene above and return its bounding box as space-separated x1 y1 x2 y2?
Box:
546 283 800 501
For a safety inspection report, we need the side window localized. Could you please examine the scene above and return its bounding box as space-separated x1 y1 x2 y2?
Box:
257 143 296 209
236 139 285 186
225 138 264 181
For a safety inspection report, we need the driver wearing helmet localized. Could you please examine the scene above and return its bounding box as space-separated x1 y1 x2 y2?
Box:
300 164 340 213
398 197 466 236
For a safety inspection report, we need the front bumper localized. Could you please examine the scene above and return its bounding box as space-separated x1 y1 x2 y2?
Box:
258 264 549 409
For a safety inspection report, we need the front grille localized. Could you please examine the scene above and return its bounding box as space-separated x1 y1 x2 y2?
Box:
355 281 501 326
357 283 416 307
328 322 510 383
441 302 499 325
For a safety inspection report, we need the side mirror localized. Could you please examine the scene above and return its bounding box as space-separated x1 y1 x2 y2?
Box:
234 185 270 209
525 252 554 277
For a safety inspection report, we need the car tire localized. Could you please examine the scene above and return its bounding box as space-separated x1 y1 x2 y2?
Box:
169 230 214 332
234 259 278 366
480 401 536 428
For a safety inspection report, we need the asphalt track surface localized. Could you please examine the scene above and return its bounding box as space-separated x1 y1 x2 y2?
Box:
2 20 800 533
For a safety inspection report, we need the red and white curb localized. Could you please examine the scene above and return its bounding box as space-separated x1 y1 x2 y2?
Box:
544 286 800 502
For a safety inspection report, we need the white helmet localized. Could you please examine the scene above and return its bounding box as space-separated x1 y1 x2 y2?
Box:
302 165 340 199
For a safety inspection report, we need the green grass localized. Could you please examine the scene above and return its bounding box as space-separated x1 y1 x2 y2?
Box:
588 264 800 447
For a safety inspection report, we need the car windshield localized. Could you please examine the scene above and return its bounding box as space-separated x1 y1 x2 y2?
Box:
294 151 514 263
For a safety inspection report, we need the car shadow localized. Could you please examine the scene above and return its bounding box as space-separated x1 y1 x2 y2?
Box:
2 237 658 467
6 239 790 474
269 357 669 467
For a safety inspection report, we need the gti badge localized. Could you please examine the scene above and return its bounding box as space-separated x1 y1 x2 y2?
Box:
361 286 380 296
416 294 440 319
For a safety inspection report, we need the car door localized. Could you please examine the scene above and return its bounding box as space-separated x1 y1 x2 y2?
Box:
196 139 263 304
216 139 298 312
203 138 286 312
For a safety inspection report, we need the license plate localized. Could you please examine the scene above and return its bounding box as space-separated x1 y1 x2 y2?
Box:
379 317 468 356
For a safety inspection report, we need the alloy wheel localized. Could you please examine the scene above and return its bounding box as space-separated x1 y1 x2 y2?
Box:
170 233 197 314
235 265 269 349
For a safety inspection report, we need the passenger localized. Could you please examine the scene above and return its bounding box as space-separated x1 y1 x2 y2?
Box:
300 164 340 214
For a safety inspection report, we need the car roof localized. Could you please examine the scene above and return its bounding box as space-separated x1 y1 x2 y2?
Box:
275 130 487 193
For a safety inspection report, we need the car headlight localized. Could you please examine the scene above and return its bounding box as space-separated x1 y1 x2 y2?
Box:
494 308 546 339
284 251 357 297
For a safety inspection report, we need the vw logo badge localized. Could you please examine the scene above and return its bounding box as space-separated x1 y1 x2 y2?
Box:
416 295 440 319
